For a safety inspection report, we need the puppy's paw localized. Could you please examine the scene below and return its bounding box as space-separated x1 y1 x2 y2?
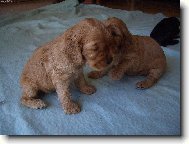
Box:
21 98 47 109
80 85 96 95
108 68 123 80
136 80 154 89
64 102 81 114
88 71 104 79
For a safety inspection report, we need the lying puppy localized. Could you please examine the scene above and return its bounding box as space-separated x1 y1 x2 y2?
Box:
20 18 117 114
88 17 167 89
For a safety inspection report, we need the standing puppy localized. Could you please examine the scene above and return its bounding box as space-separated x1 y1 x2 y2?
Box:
20 18 117 114
88 17 167 89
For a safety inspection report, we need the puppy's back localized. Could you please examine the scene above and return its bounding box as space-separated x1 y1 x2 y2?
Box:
134 35 165 58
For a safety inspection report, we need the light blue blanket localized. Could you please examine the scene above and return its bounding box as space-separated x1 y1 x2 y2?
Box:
0 0 180 135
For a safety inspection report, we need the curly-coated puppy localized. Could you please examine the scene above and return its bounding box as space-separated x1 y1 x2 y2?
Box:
20 18 117 114
88 17 167 89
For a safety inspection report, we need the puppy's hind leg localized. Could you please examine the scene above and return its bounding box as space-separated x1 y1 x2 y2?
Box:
136 68 164 89
21 85 47 109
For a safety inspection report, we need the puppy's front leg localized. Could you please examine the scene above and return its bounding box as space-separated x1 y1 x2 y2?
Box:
88 70 107 79
108 63 125 80
75 70 96 95
109 57 137 80
52 75 81 114
88 64 113 79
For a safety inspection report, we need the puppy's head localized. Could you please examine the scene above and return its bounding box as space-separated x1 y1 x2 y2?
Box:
80 18 122 71
82 33 116 71
104 17 133 50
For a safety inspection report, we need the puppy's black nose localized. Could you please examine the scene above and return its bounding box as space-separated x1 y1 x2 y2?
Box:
107 57 113 65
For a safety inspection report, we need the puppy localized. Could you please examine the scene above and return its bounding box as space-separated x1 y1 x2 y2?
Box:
88 17 167 89
20 18 117 114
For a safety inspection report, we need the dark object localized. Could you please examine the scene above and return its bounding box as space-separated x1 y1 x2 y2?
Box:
78 0 85 3
150 17 180 47
54 0 84 4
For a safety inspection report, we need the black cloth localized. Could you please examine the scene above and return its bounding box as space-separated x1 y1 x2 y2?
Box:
150 17 180 47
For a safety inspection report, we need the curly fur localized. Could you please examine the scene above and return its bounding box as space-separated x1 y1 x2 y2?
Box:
20 18 117 114
88 17 167 89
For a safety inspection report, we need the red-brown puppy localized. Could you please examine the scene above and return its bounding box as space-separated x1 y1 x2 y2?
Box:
20 18 117 114
88 17 167 89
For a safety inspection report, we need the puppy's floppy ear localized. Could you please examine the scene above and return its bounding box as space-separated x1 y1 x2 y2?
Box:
107 24 122 37
122 27 133 48
107 24 123 52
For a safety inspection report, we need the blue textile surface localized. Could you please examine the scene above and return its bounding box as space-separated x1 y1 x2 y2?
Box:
0 0 180 135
